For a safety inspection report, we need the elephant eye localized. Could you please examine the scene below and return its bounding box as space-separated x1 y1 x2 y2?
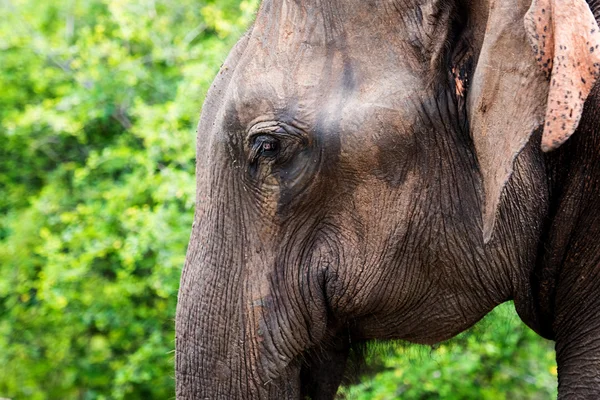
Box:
252 135 280 158
246 123 307 171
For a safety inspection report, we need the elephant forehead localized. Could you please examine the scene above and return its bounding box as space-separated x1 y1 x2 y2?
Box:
224 0 431 131
254 0 429 49
227 45 425 136
244 0 428 81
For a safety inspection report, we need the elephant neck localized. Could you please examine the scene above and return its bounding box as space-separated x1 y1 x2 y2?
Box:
532 82 600 340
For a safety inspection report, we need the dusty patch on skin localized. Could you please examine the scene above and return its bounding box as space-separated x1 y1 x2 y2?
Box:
452 66 464 97
452 66 466 98
525 0 600 152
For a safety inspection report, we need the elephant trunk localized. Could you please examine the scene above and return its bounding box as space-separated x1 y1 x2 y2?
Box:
175 190 328 398
174 200 302 397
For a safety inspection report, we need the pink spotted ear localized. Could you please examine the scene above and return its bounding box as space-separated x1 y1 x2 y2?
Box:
525 0 600 152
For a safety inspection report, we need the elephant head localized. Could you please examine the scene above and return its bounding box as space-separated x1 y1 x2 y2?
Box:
176 0 600 398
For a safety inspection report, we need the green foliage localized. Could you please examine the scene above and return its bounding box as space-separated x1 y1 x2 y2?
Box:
340 303 557 399
0 1 557 399
0 0 257 398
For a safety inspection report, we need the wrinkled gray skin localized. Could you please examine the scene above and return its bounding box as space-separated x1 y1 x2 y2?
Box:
176 0 600 398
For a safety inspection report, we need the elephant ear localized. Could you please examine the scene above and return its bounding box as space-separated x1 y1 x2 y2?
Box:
525 0 600 151
468 0 600 242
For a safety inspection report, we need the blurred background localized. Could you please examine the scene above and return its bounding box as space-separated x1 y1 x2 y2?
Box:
0 0 557 398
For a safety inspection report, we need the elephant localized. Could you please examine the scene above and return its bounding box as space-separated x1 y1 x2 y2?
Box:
175 0 600 398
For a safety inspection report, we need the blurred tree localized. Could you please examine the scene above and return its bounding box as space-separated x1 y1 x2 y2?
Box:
0 0 556 399
0 0 257 398
339 303 557 399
